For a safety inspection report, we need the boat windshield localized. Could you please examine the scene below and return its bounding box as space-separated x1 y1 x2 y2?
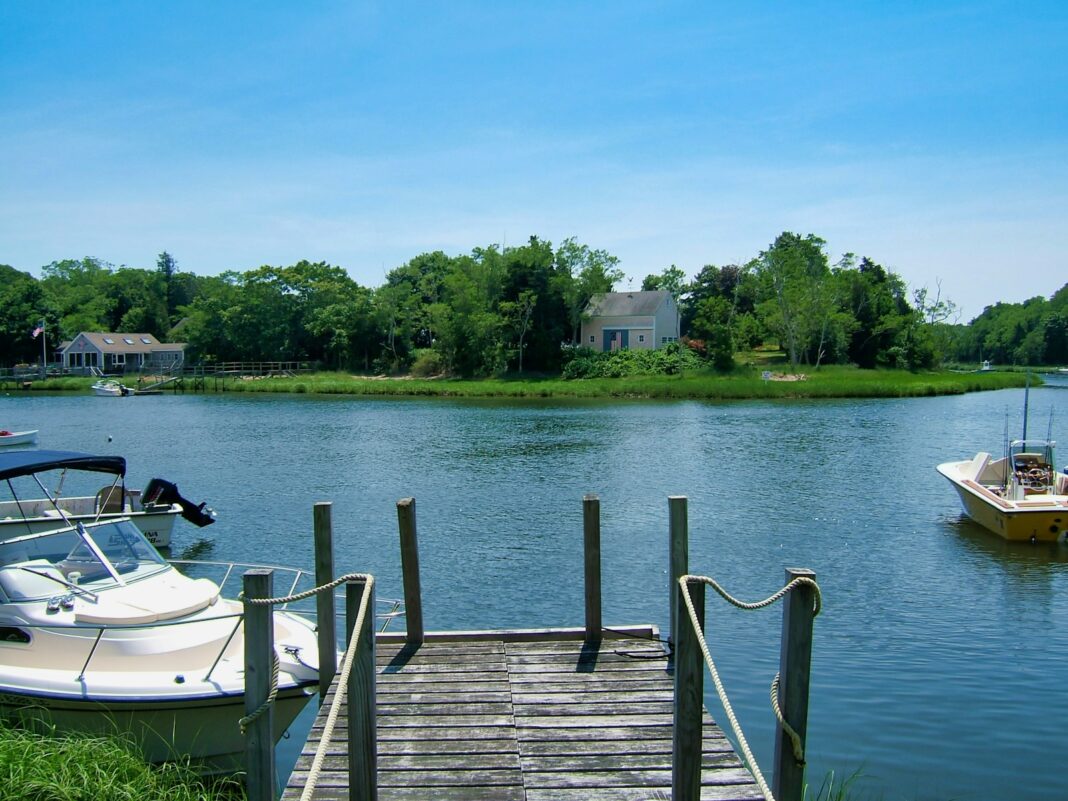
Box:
0 519 169 601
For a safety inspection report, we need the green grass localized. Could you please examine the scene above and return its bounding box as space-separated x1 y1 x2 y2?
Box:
218 365 1030 400
0 723 244 801
804 768 870 801
2 365 1034 400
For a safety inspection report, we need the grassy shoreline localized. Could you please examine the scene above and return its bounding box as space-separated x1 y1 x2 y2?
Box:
0 722 243 801
4 367 1032 400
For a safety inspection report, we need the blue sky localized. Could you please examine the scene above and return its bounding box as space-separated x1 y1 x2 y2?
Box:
2 1 1065 320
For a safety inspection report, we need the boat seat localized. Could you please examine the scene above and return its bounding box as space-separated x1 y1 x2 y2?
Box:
967 452 992 481
95 486 127 514
75 577 219 624
0 560 65 601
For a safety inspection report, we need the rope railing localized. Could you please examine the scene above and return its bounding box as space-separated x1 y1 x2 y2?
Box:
239 569 376 801
295 575 375 801
238 571 372 736
677 573 822 801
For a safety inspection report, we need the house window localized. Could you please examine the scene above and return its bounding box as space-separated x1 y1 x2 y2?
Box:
140 337 152 344
589 335 594 343
123 338 134 345
103 337 114 344
638 335 645 343
112 354 126 366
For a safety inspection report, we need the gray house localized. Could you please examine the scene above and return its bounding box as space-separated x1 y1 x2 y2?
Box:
61 332 186 374
580 291 680 352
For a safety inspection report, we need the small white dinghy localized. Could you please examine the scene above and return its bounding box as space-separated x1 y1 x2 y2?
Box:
0 430 38 447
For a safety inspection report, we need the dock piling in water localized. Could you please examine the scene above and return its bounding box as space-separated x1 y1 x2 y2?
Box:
345 578 378 800
668 495 689 650
396 498 424 645
582 493 602 641
313 502 337 701
242 569 275 801
774 567 817 801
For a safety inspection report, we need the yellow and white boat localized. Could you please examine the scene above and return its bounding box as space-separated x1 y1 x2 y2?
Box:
937 438 1068 542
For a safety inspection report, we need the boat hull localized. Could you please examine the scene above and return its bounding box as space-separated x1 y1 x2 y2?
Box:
0 431 38 447
938 464 1068 542
0 684 316 773
0 506 180 547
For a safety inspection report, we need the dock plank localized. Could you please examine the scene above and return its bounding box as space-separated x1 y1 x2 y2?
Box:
282 633 760 801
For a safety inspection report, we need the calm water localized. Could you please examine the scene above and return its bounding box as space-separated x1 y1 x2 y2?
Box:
2 380 1067 801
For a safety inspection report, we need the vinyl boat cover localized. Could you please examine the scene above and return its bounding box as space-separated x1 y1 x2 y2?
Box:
0 450 126 482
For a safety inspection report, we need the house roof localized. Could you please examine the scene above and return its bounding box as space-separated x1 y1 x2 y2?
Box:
64 332 185 354
585 291 673 317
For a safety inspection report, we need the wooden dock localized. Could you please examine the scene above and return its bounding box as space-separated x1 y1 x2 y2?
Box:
282 629 762 801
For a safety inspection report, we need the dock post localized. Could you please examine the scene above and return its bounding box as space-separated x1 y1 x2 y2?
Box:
346 578 378 801
397 498 424 644
668 495 689 649
313 501 338 702
583 494 602 641
672 577 705 801
242 569 275 801
773 567 817 801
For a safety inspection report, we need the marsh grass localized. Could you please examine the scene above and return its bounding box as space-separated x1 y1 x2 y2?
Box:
3 366 1031 400
0 722 244 801
220 366 1028 400
804 768 871 801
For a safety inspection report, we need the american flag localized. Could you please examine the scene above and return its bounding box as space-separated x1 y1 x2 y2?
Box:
31 324 43 339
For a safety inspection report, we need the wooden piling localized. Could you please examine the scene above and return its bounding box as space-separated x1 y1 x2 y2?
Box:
242 569 275 801
672 577 705 801
397 498 424 645
583 494 602 641
773 567 817 801
668 495 688 648
345 578 377 801
313 501 337 701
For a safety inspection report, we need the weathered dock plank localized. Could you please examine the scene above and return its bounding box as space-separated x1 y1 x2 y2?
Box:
282 633 761 801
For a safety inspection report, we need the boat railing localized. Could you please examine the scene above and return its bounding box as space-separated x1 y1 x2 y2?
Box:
168 557 405 629
8 560 402 684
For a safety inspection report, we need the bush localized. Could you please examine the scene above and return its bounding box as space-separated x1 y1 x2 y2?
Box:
410 349 444 377
561 342 702 379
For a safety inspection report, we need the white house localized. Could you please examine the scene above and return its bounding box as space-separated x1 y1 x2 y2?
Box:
61 332 186 374
580 291 680 352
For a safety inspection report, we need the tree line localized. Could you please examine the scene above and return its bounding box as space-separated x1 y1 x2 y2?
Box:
2 232 1065 375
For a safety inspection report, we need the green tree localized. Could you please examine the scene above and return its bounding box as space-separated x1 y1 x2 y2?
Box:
753 233 830 370
554 238 622 343
40 258 116 338
0 265 54 366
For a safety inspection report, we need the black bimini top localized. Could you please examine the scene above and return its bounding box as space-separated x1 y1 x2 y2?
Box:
0 450 126 482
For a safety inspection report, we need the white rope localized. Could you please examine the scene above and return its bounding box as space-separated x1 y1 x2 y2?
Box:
677 574 821 801
238 651 279 735
237 572 374 753
299 575 375 801
240 571 370 605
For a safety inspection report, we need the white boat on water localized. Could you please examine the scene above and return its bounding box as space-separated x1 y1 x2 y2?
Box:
0 450 214 547
0 430 38 447
0 518 320 772
92 380 130 397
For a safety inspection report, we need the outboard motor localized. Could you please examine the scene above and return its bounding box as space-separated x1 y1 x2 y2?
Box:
142 478 216 527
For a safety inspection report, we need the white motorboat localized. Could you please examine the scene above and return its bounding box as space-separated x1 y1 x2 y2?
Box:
0 429 38 447
0 450 215 547
0 518 320 772
91 380 130 397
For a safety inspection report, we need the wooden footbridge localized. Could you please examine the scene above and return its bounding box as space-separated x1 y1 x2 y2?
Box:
242 497 818 801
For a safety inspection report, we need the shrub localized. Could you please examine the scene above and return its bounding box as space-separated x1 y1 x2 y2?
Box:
410 349 444 377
